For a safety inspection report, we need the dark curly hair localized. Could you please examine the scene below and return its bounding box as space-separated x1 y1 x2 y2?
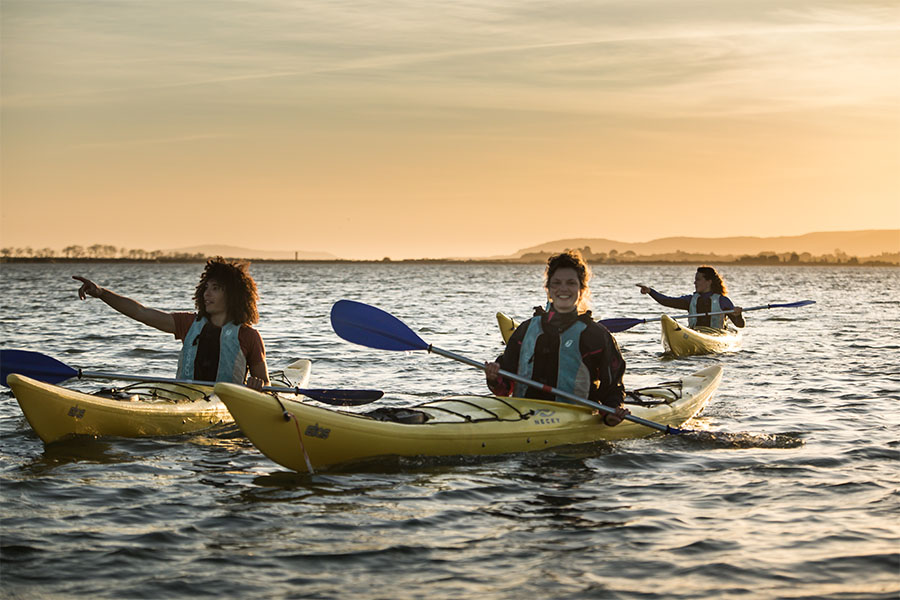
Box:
697 265 728 295
194 257 259 326
544 250 592 313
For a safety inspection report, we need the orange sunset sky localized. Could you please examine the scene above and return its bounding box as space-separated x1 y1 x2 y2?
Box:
1 1 898 260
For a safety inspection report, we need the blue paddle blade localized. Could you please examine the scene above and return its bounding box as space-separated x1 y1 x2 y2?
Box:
330 300 429 352
1 349 78 386
772 300 815 308
598 317 645 333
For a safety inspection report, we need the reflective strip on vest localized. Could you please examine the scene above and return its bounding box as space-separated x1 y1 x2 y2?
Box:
176 317 247 383
514 316 588 402
689 293 724 329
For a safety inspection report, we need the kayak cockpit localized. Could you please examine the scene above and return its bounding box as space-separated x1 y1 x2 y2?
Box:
365 395 536 425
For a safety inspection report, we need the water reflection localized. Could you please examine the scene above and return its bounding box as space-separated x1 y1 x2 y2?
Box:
19 437 133 475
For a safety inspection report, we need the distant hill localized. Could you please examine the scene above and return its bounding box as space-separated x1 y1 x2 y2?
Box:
165 245 338 261
513 230 899 259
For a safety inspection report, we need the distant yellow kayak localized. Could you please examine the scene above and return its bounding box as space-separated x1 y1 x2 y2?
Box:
500 311 741 358
7 359 311 444
215 365 723 472
661 314 741 357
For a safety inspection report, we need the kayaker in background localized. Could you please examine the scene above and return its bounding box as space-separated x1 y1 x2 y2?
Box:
484 250 630 427
636 265 745 330
73 257 269 388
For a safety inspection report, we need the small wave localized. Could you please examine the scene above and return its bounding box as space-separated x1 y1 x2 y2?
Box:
678 429 806 449
0 543 45 559
843 445 900 461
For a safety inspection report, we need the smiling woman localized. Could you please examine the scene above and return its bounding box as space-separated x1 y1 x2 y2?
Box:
484 250 631 426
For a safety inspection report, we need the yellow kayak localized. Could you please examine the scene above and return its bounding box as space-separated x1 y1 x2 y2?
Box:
661 314 742 357
7 359 311 444
497 312 518 344
215 365 723 472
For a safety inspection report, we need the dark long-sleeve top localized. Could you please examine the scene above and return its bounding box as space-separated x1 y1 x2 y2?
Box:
647 289 745 328
488 307 626 408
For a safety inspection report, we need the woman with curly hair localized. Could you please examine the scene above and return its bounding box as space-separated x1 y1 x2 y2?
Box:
636 265 745 330
484 250 630 427
73 257 269 387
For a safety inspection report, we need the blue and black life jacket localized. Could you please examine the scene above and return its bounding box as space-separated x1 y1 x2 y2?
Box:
514 315 590 403
176 317 247 383
689 293 724 329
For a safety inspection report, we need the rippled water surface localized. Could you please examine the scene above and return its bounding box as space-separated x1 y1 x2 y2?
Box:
1 263 898 599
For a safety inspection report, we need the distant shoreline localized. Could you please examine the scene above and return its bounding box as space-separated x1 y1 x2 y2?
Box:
5 229 895 266
2 256 897 267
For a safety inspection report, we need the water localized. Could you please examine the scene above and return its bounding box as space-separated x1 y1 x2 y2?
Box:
1 262 898 599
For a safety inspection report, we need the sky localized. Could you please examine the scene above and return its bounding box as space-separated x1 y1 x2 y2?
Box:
1 1 898 260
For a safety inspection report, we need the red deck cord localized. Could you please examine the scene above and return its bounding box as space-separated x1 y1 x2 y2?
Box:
284 411 315 475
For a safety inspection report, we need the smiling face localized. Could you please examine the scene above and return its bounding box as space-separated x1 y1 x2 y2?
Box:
547 267 582 313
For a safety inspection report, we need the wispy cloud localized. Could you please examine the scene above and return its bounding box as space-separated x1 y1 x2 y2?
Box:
73 133 231 149
4 0 897 119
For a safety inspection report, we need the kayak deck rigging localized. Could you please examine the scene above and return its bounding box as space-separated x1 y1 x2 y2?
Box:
360 395 536 425
268 367 302 388
72 362 307 405
417 395 533 422
91 381 215 404
625 382 683 406
352 380 687 425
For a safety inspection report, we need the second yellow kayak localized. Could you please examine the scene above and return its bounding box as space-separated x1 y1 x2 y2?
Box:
661 314 742 357
216 365 724 472
497 312 518 344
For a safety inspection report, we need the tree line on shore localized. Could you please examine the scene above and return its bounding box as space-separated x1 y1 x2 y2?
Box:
1 245 206 261
512 247 899 266
1 244 897 266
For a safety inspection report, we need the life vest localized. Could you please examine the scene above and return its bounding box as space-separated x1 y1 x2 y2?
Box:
176 316 247 383
514 315 590 403
689 293 724 329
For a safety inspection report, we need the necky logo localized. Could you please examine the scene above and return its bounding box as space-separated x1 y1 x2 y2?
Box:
532 409 560 425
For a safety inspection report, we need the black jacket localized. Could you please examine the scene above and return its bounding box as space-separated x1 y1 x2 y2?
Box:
489 307 626 408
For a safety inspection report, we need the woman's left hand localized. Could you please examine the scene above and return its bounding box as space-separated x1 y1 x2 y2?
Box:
603 406 631 427
246 376 265 391
484 361 501 383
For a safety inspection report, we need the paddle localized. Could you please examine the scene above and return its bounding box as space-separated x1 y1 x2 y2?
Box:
0 349 383 405
600 300 816 333
330 299 686 435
